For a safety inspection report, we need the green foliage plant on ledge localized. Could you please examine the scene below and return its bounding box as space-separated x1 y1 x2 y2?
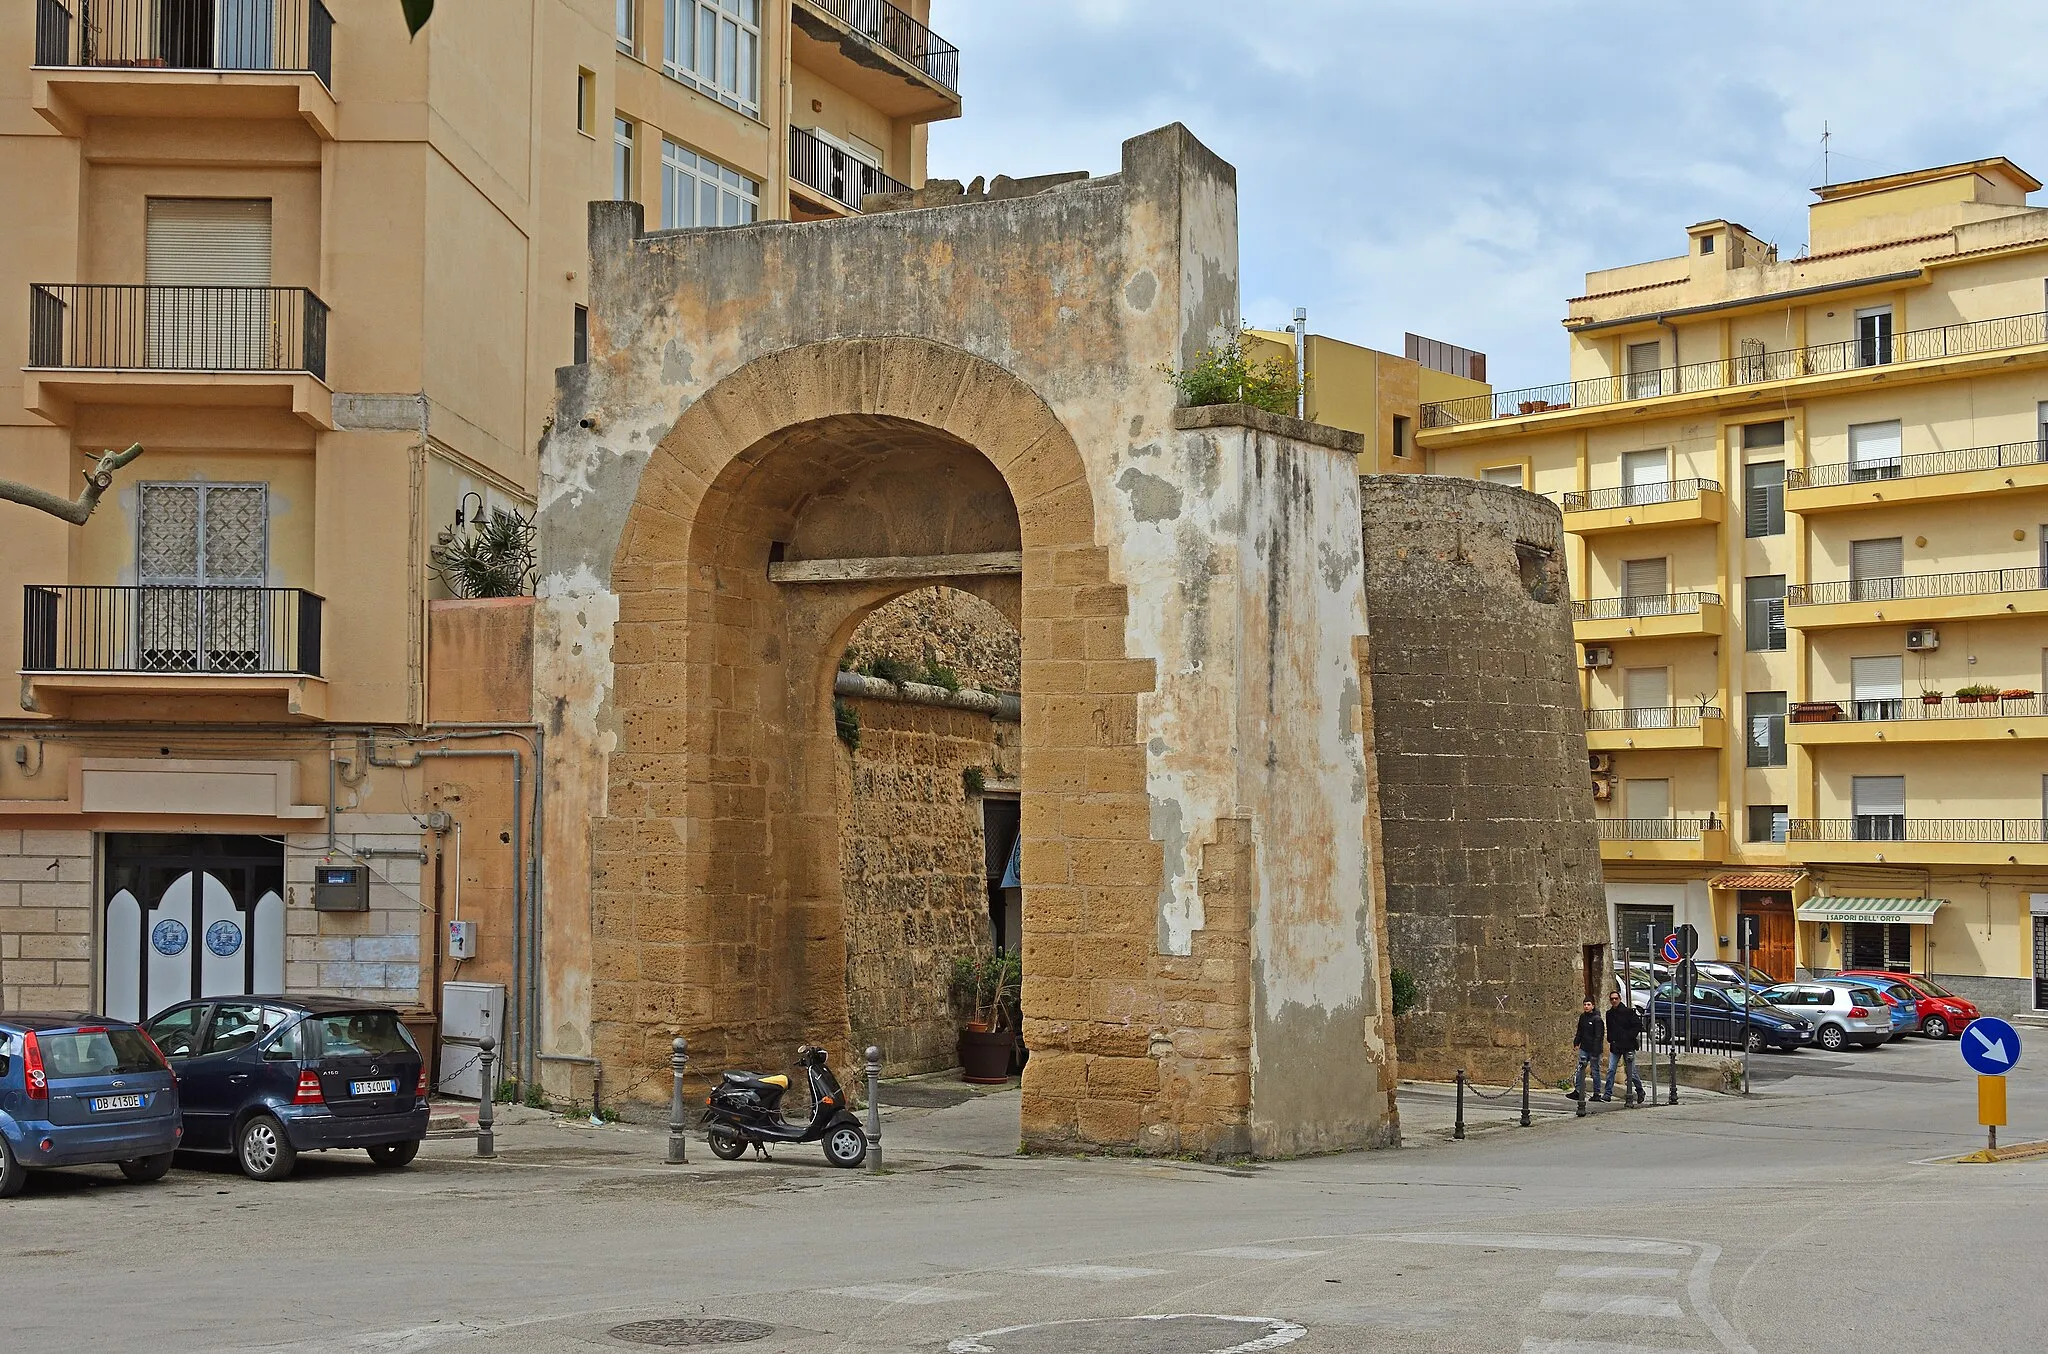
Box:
834 698 861 750
1159 330 1302 417
1390 966 1418 1017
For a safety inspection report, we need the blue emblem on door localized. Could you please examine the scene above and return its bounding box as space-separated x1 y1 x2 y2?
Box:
205 919 244 958
151 919 189 956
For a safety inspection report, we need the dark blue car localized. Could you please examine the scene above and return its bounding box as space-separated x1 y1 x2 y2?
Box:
1650 982 1814 1053
0 1013 181 1197
144 996 429 1181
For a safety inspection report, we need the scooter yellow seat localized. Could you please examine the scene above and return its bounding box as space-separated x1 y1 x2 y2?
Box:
758 1074 789 1089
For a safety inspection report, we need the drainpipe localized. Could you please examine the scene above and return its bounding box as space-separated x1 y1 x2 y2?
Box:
1292 306 1308 420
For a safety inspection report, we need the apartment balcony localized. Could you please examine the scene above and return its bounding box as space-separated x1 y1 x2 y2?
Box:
1785 568 2048 630
1561 478 1724 534
21 584 327 719
1784 818 2048 867
788 126 910 217
1418 309 2048 437
31 0 337 138
790 0 961 122
1570 590 1723 642
25 284 332 428
1597 816 1728 864
1786 439 2048 514
1585 705 1725 751
1787 692 2048 746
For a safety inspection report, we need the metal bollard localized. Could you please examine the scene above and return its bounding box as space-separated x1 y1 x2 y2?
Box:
1520 1060 1532 1128
1667 1035 1679 1105
476 1036 497 1159
1453 1069 1466 1140
665 1037 689 1165
864 1045 882 1175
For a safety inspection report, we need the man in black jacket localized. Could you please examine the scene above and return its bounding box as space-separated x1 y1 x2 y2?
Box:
1571 998 1605 1101
1603 989 1646 1105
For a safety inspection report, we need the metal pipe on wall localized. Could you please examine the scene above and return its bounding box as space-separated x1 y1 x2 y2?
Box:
1292 306 1307 420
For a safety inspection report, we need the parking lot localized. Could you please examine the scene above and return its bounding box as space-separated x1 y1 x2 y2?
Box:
4 1026 2043 1353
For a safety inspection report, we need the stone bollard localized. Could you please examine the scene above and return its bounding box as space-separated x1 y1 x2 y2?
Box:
476 1037 497 1159
665 1037 689 1165
864 1046 882 1175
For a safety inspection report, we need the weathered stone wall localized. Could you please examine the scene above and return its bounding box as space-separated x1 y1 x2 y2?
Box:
837 694 1004 1074
843 585 1022 694
1358 476 1607 1085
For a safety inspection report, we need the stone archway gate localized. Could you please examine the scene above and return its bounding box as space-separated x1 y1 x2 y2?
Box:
533 124 1394 1157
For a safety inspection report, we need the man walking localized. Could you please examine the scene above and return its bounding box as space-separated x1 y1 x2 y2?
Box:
1572 997 1605 1102
1603 989 1645 1105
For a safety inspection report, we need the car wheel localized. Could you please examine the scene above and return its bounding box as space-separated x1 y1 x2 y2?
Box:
0 1136 27 1199
822 1124 868 1169
118 1153 175 1184
1746 1029 1767 1053
237 1114 298 1182
367 1140 419 1169
706 1124 748 1161
1653 1020 1671 1045
1816 1024 1847 1052
1923 1015 1950 1039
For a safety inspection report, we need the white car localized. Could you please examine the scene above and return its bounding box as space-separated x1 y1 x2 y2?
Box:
1757 982 1892 1051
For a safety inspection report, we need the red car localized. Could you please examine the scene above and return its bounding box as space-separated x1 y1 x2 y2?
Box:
1835 970 1978 1039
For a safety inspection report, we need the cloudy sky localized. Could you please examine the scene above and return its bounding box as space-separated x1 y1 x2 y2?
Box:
928 0 2048 390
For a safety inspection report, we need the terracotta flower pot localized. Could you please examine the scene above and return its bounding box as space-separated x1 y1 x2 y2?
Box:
958 1028 1014 1084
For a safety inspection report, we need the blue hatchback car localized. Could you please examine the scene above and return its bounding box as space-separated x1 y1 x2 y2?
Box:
144 996 430 1181
0 1013 181 1198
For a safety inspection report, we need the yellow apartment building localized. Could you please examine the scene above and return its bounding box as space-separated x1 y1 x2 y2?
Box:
0 0 957 1095
1243 326 1489 474
1421 158 2048 1016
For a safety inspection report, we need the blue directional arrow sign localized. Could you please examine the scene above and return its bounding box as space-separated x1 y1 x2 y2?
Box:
1960 1016 2021 1076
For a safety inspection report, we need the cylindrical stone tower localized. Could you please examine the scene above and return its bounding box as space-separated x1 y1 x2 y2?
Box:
1359 475 1609 1085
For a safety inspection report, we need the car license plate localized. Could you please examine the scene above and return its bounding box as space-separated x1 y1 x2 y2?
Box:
91 1094 143 1112
350 1079 397 1096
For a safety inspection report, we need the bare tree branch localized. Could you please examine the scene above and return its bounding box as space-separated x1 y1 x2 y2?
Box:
0 443 145 526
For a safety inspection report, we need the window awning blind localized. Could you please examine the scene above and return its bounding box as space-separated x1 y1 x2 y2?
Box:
145 199 273 286
1851 775 1906 818
1850 656 1904 703
1850 537 1903 580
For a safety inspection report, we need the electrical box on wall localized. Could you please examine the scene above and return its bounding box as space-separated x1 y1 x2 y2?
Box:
446 920 477 960
312 864 369 911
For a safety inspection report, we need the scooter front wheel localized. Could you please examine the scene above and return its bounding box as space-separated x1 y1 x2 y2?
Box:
823 1124 868 1169
707 1124 748 1161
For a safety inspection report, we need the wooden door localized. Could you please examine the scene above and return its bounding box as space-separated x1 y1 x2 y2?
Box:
1750 910 1795 983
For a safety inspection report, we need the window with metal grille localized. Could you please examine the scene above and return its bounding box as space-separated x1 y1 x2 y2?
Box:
1747 691 1786 767
1744 574 1786 651
136 483 270 673
661 139 760 228
665 0 761 117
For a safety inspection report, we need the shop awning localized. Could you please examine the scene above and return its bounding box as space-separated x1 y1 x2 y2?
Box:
1795 896 1946 925
1712 872 1803 890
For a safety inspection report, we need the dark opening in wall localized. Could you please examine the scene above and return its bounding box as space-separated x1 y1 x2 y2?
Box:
1515 542 1559 604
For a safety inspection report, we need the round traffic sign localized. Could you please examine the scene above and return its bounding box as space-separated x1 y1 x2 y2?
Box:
1960 1016 2021 1075
1660 933 1683 964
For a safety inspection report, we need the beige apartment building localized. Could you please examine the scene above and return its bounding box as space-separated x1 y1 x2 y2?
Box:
0 0 957 1093
1421 158 2048 1014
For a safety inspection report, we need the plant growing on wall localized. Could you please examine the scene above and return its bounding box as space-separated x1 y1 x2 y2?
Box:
1160 331 1301 416
0 443 143 525
432 507 537 598
1390 967 1418 1017
834 698 861 750
962 765 986 797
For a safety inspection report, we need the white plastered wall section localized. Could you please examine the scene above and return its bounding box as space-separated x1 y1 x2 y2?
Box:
284 815 427 1007
0 830 95 1010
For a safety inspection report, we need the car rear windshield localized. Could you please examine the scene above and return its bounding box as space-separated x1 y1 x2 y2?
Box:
317 1011 417 1059
40 1027 164 1077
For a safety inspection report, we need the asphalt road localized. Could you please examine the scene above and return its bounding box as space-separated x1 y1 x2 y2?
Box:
3 1032 2042 1354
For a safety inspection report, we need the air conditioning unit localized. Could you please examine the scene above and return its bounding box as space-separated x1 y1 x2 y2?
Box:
1583 644 1614 669
1588 751 1614 774
1906 627 1940 652
1591 776 1614 802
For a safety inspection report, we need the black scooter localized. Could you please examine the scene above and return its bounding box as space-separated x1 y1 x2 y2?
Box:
700 1044 869 1168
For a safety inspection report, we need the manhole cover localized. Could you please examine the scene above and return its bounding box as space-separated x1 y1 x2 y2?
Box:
607 1317 776 1347
949 1314 1306 1353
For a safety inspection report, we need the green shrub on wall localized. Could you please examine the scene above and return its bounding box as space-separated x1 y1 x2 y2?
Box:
1160 331 1301 416
1390 967 1418 1017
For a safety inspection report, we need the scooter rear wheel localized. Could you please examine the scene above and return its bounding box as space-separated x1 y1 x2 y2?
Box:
823 1124 868 1169
707 1124 748 1161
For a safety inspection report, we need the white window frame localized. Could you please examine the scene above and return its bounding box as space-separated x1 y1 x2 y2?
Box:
617 0 635 52
614 116 635 202
660 138 760 230
1854 305 1894 368
664 0 762 118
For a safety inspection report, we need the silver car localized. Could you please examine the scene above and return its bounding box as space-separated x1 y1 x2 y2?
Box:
1758 982 1892 1051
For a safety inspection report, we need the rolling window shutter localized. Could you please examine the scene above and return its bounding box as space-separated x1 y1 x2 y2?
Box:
1852 776 1906 818
1625 779 1669 820
1848 421 1902 470
1625 667 1669 710
146 199 273 287
1850 537 1903 580
1623 558 1668 597
1621 450 1669 487
1850 656 1903 703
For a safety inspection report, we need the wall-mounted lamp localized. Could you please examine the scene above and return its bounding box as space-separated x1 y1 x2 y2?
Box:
455 491 483 528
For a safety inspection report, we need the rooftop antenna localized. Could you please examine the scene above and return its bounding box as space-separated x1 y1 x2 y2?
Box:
1822 120 1831 186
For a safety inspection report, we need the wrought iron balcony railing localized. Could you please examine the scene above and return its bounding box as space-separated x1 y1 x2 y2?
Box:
24 585 323 677
1570 591 1720 622
1562 478 1719 513
34 0 334 86
1787 568 2048 607
799 0 959 91
29 284 328 381
1584 706 1720 731
1818 692 2045 723
788 127 910 212
1787 438 2048 490
1421 309 2048 428
1597 816 1721 842
1786 818 2048 844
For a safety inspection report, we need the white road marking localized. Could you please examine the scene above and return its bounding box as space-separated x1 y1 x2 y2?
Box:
1192 1246 1330 1261
1539 1292 1687 1319
1390 1232 1691 1256
950 1314 1307 1353
1023 1263 1170 1281
1522 1341 1695 1354
1555 1265 1683 1281
819 1283 993 1305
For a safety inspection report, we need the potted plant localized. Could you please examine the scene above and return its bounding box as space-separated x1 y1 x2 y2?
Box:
2000 688 2034 701
1956 683 1999 704
1920 690 1944 706
951 952 1022 1084
1790 700 1843 723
